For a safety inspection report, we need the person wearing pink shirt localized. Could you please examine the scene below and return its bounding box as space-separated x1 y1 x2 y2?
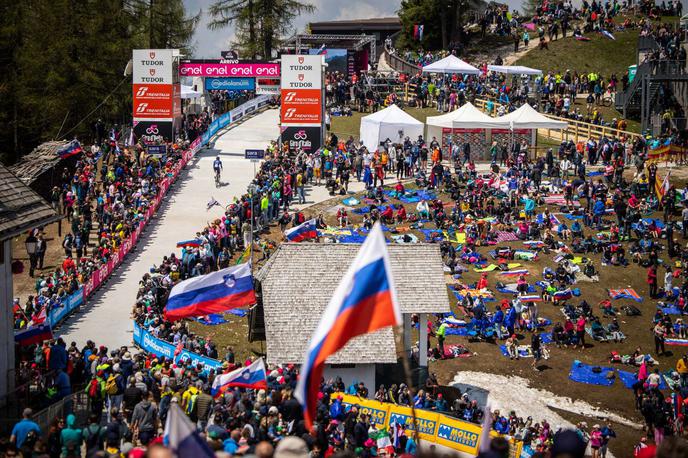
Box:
576 316 586 349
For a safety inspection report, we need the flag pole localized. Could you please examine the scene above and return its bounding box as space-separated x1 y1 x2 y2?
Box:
394 324 421 449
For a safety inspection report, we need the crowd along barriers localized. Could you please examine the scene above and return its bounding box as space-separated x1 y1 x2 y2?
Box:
46 95 273 329
332 393 525 458
132 322 223 373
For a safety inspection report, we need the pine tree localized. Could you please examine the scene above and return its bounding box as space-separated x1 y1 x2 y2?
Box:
208 0 314 59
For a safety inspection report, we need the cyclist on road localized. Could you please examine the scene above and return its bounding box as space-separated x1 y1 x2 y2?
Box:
213 156 223 184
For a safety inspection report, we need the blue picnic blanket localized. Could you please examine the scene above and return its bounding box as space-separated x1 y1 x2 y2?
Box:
338 234 367 244
353 206 371 214
420 228 444 242
587 170 604 177
342 197 360 206
193 314 228 325
617 370 641 389
499 345 532 358
562 213 585 220
661 306 683 315
193 309 247 324
445 327 470 336
569 361 615 386
617 369 668 390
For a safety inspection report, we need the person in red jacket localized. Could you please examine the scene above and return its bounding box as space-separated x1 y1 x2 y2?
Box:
381 205 394 223
647 265 658 298
396 205 407 223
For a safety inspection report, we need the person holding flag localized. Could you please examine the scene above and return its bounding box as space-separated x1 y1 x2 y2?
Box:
295 223 402 427
211 358 267 398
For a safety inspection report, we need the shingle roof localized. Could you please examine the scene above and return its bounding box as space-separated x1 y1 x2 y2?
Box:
0 164 61 240
257 243 450 365
8 141 65 184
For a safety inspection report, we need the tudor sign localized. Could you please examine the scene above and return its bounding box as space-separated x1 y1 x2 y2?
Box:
132 49 179 138
280 55 322 126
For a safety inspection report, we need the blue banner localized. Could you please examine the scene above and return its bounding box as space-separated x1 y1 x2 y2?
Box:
205 77 255 91
133 322 222 373
48 288 84 326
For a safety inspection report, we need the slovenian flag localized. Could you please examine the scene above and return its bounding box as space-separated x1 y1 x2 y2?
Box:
176 239 202 248
211 358 267 398
519 295 542 303
57 140 83 159
285 219 317 242
164 263 257 321
164 403 214 458
15 324 53 346
295 223 402 428
553 289 573 301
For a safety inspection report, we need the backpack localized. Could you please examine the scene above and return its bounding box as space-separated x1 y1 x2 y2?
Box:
85 425 103 453
105 374 119 395
88 378 101 399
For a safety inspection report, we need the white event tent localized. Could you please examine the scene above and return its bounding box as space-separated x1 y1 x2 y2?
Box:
181 85 203 99
359 105 424 149
426 102 507 140
487 65 542 75
497 103 568 130
422 55 480 75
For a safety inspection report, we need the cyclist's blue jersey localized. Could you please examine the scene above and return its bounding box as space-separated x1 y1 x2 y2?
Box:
213 159 222 171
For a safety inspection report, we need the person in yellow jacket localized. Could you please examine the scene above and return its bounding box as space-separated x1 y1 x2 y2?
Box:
677 354 688 387
181 384 200 415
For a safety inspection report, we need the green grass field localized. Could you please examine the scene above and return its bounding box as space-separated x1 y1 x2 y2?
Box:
514 29 638 79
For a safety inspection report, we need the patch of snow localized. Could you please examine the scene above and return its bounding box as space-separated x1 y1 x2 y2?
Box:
451 371 642 455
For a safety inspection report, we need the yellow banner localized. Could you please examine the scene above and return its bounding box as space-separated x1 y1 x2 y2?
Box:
329 393 522 456
330 393 390 429
435 414 482 455
387 405 440 442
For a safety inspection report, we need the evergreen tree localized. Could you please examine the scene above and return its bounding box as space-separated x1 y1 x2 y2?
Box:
209 0 314 59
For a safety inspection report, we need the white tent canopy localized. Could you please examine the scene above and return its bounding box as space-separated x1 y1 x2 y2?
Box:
497 104 568 130
487 65 542 75
422 55 480 75
359 105 424 149
426 103 507 139
181 85 203 99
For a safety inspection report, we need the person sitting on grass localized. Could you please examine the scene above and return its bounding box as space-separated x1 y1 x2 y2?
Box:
392 180 405 199
599 299 617 316
416 199 430 220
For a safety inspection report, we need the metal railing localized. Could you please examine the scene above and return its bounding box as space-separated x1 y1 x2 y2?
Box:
473 97 642 145
383 50 421 75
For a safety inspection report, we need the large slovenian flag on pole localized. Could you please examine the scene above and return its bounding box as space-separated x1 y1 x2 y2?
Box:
164 403 214 458
57 140 83 159
164 262 256 321
295 223 402 428
211 358 267 398
285 219 318 242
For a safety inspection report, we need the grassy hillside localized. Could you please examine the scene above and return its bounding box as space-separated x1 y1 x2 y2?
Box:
514 29 638 78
